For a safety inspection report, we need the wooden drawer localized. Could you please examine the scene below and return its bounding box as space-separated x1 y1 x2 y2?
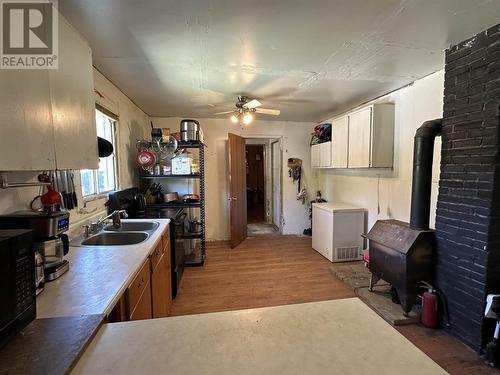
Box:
150 240 164 272
126 260 150 312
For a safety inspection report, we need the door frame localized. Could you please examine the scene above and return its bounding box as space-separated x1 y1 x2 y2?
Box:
242 135 283 233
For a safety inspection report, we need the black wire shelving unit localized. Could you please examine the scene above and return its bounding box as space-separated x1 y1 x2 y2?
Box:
140 141 206 267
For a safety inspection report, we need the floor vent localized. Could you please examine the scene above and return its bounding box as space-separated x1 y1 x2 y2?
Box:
334 246 361 262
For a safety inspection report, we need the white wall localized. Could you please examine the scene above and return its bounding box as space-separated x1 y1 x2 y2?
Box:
0 68 151 238
317 70 444 231
151 117 317 240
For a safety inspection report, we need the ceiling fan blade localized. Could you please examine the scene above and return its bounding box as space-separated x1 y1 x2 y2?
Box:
214 111 234 115
255 108 280 116
245 99 262 109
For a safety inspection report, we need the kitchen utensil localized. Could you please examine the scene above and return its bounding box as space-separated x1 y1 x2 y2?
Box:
164 192 179 203
69 171 78 207
182 194 199 203
41 186 62 212
188 218 202 233
136 150 156 169
150 136 179 160
180 119 200 142
97 137 113 157
133 193 146 217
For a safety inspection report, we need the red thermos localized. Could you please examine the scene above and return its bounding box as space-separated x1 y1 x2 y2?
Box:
421 282 438 329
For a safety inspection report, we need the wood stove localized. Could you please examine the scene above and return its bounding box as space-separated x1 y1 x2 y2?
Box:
366 119 442 314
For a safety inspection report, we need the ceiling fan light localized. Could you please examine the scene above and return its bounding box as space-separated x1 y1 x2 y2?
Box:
230 114 238 123
243 113 253 125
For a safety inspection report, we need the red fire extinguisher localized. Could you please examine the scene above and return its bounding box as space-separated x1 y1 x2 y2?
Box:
421 282 438 329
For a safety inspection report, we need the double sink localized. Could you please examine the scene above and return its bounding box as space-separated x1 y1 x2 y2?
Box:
73 221 160 247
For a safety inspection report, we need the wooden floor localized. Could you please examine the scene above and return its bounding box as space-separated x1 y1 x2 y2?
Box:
171 236 497 375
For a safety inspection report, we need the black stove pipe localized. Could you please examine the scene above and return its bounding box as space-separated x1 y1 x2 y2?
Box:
410 119 442 230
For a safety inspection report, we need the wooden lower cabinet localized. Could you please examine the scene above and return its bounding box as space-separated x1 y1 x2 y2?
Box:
129 280 152 321
151 253 171 318
108 224 172 323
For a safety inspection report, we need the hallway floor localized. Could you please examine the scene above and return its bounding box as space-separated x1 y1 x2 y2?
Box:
247 222 279 235
171 236 496 375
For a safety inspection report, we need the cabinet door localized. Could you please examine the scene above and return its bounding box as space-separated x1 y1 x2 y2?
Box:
129 281 152 321
319 142 332 168
311 144 320 168
151 253 171 318
332 116 349 168
348 107 372 168
50 16 98 170
0 70 55 170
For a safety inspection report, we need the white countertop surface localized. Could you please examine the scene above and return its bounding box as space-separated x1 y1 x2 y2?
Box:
72 298 447 375
312 202 367 212
36 219 170 318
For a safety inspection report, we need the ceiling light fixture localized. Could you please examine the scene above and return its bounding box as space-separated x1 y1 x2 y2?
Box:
243 113 253 125
230 114 238 123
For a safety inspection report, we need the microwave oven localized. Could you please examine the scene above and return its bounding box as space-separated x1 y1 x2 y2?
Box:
0 229 36 348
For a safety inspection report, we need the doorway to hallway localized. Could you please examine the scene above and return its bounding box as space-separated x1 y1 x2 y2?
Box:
245 138 282 236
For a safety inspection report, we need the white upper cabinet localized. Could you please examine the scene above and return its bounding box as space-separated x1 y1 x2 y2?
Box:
0 70 55 170
0 13 97 171
319 142 332 168
331 116 349 168
311 142 332 168
348 104 394 168
348 107 372 168
311 144 321 168
50 17 98 170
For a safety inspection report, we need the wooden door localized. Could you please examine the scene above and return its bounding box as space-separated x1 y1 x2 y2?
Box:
348 107 372 168
228 133 247 248
332 116 349 168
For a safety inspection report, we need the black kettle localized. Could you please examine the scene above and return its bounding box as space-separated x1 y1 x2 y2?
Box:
133 193 147 217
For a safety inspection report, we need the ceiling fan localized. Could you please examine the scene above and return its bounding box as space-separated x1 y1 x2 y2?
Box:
215 96 280 124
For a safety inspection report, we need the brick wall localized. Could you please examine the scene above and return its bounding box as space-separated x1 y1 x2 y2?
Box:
436 23 500 350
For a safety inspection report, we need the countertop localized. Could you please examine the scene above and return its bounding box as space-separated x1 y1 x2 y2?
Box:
36 219 170 318
0 315 104 375
72 298 447 375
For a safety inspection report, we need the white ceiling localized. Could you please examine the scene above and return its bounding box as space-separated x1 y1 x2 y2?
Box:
58 0 500 122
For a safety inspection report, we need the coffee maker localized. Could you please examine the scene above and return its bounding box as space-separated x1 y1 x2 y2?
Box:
0 210 70 284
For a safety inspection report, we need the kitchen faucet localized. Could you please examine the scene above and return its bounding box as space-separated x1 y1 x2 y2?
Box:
83 210 129 236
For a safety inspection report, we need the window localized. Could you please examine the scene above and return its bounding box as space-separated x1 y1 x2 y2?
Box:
80 109 118 197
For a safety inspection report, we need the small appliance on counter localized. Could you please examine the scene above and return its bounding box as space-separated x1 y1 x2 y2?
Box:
0 210 70 283
0 229 36 348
